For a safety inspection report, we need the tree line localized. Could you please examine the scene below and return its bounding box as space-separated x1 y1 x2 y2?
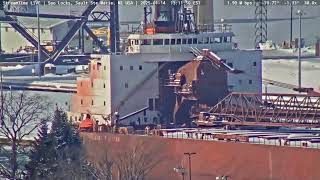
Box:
0 92 163 180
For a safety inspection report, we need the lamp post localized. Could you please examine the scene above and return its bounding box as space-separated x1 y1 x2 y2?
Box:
37 1 41 78
296 9 305 91
184 152 196 180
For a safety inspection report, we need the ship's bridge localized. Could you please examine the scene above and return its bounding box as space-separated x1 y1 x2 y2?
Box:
127 31 236 54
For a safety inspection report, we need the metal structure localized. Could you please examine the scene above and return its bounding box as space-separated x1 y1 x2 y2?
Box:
254 0 268 47
0 0 120 73
198 93 320 127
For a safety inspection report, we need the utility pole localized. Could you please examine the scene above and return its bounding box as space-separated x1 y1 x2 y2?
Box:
0 66 3 128
184 152 196 180
297 10 304 91
37 2 41 78
290 0 293 47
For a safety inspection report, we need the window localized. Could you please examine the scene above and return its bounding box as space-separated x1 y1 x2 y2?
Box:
192 38 197 44
93 65 95 70
204 37 209 44
227 62 233 68
135 40 139 45
104 101 106 106
103 83 106 88
80 82 82 87
198 37 203 44
104 66 106 70
238 80 242 84
210 37 214 44
91 100 94 105
182 39 187 44
144 117 148 122
253 62 257 66
120 66 123 70
143 110 146 116
215 38 221 43
130 66 133 70
139 65 142 70
91 81 93 87
5 27 9 32
125 83 128 88
223 37 228 43
86 36 90 40
41 28 45 34
171 39 176 45
81 99 83 105
177 39 182 44
249 80 253 84
148 98 154 111
188 38 192 44
164 39 170 45
141 39 151 45
155 98 159 111
32 28 35 33
153 39 163 45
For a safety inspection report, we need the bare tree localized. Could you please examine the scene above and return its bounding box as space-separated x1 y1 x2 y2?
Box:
0 92 50 179
115 141 164 180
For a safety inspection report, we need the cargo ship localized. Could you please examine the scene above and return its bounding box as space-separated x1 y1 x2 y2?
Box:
67 1 320 179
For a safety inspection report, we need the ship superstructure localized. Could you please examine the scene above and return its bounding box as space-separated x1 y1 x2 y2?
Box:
69 1 262 127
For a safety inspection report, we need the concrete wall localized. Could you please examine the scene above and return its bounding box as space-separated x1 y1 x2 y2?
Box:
83 133 320 180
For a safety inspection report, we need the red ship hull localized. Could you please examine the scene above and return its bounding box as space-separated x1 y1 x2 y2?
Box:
82 133 320 180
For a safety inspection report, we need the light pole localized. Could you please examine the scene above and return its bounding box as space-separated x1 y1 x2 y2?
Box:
184 152 196 180
37 1 41 78
296 9 305 91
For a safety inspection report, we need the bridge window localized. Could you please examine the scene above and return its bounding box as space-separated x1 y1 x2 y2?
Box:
182 39 187 44
215 38 221 43
187 38 192 44
139 65 142 70
177 39 182 44
171 39 176 45
198 37 203 44
204 37 209 44
120 66 123 70
192 38 198 44
153 39 163 45
249 80 253 84
210 37 214 44
141 39 151 45
164 39 170 45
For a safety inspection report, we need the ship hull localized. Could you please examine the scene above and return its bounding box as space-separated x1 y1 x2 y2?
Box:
82 133 320 180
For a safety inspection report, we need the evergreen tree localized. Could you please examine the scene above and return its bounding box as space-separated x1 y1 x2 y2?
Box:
25 119 56 180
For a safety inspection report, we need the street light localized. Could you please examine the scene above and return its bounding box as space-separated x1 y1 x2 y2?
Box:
296 9 305 91
174 166 186 180
184 152 196 180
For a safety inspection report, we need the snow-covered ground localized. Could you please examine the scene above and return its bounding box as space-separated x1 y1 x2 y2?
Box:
263 58 320 93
